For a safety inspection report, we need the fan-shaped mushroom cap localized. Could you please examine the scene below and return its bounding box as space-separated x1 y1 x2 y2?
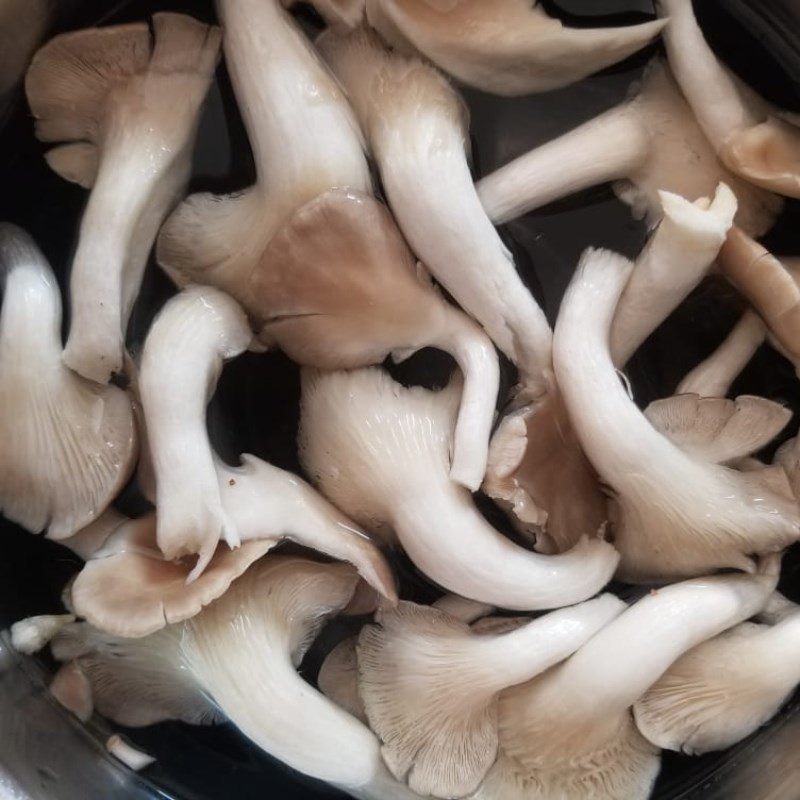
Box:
300 366 619 610
49 661 94 722
634 611 800 754
26 14 221 383
483 386 607 555
644 394 791 464
357 595 624 798
365 0 666 96
656 0 800 199
70 453 397 637
139 285 251 575
252 187 499 490
554 247 800 581
0 224 136 539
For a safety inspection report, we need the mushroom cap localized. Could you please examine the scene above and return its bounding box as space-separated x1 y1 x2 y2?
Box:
317 636 367 723
49 661 94 723
365 0 666 96
644 394 791 464
633 622 796 754
721 117 800 199
617 63 783 237
252 188 446 368
484 388 607 555
70 513 275 638
0 224 136 539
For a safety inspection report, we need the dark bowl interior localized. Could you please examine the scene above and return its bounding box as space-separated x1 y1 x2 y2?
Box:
0 1 799 798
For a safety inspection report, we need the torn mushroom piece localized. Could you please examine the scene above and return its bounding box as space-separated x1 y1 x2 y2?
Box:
70 453 396 638
0 224 136 539
474 561 779 800
634 598 800 755
299 366 619 611
475 62 782 237
25 14 221 383
610 183 737 367
52 557 421 800
365 0 666 96
251 188 499 490
156 0 370 313
320 28 552 389
553 248 800 582
357 594 625 798
656 0 800 198
139 285 251 578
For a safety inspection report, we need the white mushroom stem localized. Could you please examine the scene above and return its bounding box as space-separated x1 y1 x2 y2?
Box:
320 29 552 387
677 311 767 397
478 108 649 225
554 248 800 581
300 368 619 610
10 614 75 654
610 183 737 367
655 0 759 148
431 594 494 624
106 735 155 771
558 563 779 716
139 286 251 576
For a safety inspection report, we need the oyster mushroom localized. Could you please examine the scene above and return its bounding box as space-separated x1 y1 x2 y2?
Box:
553 248 800 581
357 594 624 797
138 285 251 577
320 27 552 387
299 366 619 610
49 660 93 722
10 614 75 655
365 0 666 96
474 561 779 800
634 601 800 754
51 557 422 800
476 62 782 237
656 0 800 198
250 188 500 490
0 224 136 539
69 454 397 637
25 14 221 383
156 0 370 312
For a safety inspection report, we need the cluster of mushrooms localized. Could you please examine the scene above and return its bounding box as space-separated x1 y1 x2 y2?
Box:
3 0 800 798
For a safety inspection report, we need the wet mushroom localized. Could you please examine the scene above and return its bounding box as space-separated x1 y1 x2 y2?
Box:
69 454 397 638
634 600 800 754
25 14 221 383
299 366 619 610
656 0 800 198
138 285 251 577
365 0 667 96
476 63 782 236
0 224 136 539
51 557 423 800
553 247 800 581
356 594 625 797
250 188 500 490
474 561 779 800
156 0 370 312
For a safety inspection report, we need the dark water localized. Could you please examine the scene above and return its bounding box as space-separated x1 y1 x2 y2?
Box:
0 1 799 799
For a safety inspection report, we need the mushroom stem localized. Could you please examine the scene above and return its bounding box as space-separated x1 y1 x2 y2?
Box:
216 0 369 197
432 594 494 624
423 306 499 490
610 183 737 367
677 311 766 397
477 108 649 225
392 478 616 610
139 287 252 575
557 560 779 715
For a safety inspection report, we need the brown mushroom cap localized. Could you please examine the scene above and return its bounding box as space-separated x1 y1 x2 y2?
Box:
252 188 447 368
